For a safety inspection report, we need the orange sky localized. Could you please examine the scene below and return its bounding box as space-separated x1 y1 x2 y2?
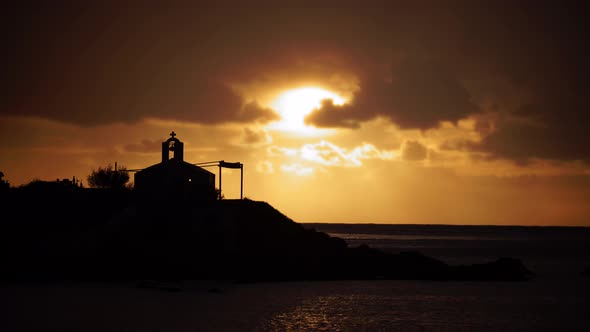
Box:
2 1 589 226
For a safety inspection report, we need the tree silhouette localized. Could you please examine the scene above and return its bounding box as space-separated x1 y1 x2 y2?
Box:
0 171 8 190
87 164 130 189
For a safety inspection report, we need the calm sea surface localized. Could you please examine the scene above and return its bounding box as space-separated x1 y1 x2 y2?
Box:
4 224 590 332
254 223 590 331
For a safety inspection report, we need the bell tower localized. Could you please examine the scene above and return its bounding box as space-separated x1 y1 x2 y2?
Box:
161 131 184 162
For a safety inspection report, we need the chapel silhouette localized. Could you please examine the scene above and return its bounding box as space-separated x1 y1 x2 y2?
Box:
134 132 216 203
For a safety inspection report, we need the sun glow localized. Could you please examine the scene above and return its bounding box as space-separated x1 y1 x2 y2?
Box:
269 87 346 134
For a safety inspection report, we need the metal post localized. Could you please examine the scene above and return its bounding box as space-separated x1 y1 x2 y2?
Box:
240 163 243 199
218 164 222 200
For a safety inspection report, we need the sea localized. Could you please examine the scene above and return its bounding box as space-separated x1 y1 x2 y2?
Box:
3 223 590 332
303 223 590 280
254 223 590 331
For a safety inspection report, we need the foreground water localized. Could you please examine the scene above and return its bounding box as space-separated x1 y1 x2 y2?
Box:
4 278 589 331
3 224 590 331
259 224 590 331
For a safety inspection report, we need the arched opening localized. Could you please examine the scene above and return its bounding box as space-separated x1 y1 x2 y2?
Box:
169 140 176 160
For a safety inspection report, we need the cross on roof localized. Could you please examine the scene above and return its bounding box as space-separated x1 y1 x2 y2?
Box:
170 131 176 138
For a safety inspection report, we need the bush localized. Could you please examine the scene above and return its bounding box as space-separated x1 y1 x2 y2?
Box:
87 164 130 189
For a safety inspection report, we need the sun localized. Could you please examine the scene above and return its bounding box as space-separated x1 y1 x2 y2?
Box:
269 87 346 134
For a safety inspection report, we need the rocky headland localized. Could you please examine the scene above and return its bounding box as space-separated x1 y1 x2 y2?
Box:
0 185 533 283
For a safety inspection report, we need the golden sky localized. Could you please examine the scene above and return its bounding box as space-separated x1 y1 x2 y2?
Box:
2 1 589 225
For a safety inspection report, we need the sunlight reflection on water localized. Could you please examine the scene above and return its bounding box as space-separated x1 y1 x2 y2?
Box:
258 294 477 332
250 225 590 331
253 280 590 332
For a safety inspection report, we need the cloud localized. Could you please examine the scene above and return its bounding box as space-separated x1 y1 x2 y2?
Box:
280 163 314 176
306 56 478 130
3 4 281 127
256 160 274 174
300 141 361 166
123 139 162 153
268 146 298 157
237 102 279 123
239 127 272 146
6 68 276 126
302 3 589 163
4 1 589 164
471 97 590 163
274 140 394 167
402 141 428 161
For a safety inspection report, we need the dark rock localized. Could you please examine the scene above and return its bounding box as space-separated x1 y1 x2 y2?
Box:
448 257 534 281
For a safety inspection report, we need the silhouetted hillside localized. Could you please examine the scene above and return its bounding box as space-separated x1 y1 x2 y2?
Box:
0 186 533 282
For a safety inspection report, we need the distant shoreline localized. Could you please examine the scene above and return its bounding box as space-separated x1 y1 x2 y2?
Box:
301 222 590 229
